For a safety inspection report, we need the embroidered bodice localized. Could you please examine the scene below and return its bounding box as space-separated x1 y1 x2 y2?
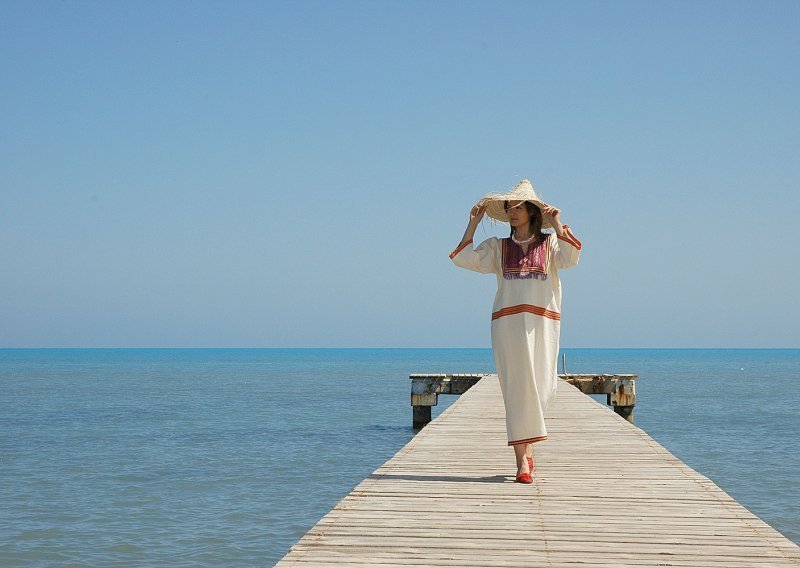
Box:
502 236 550 280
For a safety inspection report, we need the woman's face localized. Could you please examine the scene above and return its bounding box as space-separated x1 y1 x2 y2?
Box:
505 200 531 228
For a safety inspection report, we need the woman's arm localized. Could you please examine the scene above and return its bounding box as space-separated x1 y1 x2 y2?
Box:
449 202 498 273
543 204 581 269
457 202 486 248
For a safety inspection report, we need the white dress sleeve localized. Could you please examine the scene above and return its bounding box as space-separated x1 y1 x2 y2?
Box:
552 225 582 270
449 237 500 274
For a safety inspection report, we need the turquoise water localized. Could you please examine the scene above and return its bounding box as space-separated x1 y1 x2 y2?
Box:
1 348 798 566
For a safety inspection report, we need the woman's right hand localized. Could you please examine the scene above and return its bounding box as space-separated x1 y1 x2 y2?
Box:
457 201 485 248
470 202 487 225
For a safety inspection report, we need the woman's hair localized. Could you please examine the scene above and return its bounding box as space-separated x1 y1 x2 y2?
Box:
505 200 544 241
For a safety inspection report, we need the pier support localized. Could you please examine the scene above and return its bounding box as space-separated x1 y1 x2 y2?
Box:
410 374 486 429
563 374 638 423
612 404 635 421
412 405 432 430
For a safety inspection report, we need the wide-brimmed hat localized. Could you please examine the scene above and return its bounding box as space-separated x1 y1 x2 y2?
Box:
481 179 552 228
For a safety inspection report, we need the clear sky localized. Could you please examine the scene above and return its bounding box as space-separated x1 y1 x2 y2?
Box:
2 1 798 348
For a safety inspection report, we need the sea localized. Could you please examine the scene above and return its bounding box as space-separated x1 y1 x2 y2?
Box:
1 348 798 566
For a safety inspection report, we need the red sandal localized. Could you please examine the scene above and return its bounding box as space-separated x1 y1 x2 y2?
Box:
515 472 533 484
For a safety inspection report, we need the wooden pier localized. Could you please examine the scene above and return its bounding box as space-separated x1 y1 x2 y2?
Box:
277 375 800 567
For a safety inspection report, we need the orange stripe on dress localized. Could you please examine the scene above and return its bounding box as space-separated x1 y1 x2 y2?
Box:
508 435 548 446
449 239 473 259
557 225 582 250
491 304 561 321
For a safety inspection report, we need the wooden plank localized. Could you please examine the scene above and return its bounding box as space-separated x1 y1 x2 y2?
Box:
276 376 800 567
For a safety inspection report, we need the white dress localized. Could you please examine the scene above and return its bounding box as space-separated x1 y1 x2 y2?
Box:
450 226 582 446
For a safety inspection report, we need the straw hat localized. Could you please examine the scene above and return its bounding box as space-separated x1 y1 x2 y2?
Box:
481 179 552 229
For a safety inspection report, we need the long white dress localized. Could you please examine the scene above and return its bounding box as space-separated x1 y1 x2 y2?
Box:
450 226 582 446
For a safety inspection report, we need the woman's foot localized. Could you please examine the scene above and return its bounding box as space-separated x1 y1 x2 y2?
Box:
513 443 533 483
515 459 532 483
515 470 533 484
527 455 535 473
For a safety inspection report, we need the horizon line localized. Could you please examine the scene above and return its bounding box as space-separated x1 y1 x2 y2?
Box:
2 346 799 350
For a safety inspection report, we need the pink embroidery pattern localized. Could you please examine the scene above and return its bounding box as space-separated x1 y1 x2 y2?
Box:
502 236 549 280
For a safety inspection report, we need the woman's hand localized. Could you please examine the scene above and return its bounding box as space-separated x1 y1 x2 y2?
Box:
470 202 487 225
541 204 563 232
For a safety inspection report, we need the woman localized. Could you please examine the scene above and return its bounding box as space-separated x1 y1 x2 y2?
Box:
449 179 582 484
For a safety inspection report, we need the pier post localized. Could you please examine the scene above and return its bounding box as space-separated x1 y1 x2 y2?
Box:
612 405 634 422
412 404 433 430
608 378 636 423
411 392 437 429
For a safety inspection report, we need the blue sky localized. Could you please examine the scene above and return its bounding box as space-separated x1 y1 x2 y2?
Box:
2 1 798 348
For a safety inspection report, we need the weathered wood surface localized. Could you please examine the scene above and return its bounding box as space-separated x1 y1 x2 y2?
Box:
277 376 800 567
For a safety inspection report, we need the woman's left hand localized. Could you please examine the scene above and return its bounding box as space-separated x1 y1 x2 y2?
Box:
542 204 561 225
